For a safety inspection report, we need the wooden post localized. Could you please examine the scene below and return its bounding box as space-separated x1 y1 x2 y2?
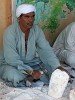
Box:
0 0 12 47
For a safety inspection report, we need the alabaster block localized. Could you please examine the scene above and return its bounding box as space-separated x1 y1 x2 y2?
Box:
48 69 69 98
69 89 75 100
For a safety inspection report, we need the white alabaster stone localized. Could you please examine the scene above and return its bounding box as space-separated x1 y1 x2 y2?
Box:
48 69 69 99
69 89 75 100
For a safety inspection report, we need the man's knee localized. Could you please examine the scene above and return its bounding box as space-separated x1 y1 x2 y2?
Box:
66 55 75 67
1 65 25 86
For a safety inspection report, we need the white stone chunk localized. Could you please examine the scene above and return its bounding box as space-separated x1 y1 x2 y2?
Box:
69 89 75 100
48 69 69 98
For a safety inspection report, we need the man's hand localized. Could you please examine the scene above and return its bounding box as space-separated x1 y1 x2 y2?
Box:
25 70 42 87
57 66 69 73
26 70 33 75
57 66 71 81
32 70 42 79
26 70 42 80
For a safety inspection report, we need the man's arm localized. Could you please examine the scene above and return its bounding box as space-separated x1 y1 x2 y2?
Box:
3 29 32 71
36 26 61 71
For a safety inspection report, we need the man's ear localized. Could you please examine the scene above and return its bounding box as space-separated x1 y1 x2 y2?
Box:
18 14 23 21
18 17 20 21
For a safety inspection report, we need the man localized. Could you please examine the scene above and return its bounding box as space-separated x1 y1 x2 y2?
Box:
0 4 66 87
53 22 75 68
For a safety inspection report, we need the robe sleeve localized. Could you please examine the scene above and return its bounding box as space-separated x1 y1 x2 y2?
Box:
53 22 75 61
3 29 33 71
36 26 60 71
64 23 75 52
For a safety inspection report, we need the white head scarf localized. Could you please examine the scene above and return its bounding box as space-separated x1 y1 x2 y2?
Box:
16 4 36 18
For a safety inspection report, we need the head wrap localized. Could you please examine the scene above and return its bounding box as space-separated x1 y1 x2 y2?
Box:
16 4 36 18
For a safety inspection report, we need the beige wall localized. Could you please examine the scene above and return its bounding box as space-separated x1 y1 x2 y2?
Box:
0 0 12 48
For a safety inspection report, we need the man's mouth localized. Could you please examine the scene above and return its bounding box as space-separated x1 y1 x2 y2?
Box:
27 23 33 27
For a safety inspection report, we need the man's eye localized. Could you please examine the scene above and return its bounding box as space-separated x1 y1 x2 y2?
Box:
24 16 29 18
32 15 35 18
23 15 35 19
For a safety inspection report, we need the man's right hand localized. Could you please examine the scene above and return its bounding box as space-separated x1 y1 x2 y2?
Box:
32 70 42 79
26 70 42 80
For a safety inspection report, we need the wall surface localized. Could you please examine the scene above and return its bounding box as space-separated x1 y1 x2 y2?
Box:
0 0 12 48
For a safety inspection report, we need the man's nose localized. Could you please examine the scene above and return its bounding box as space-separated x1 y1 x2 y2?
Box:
29 17 34 22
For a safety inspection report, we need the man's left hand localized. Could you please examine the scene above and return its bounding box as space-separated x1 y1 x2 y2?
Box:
57 66 71 81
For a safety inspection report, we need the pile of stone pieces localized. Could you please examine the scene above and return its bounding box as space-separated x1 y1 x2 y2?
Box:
0 66 75 100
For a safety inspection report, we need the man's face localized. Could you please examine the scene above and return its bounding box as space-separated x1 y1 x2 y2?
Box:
19 12 35 29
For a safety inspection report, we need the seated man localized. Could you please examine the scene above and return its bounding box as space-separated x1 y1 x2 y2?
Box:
0 4 67 87
53 22 75 68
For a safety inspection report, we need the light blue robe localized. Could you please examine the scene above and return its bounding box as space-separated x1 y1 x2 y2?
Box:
0 21 60 86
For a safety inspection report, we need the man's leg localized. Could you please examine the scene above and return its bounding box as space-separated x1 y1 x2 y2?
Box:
0 65 25 87
59 51 75 68
39 62 52 84
30 62 52 84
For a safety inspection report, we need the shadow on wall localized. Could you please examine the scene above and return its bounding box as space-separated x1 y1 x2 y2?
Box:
44 11 75 46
